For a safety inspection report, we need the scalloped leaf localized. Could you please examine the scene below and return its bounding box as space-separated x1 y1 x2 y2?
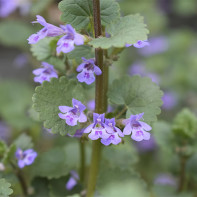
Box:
0 179 13 197
97 167 148 197
102 142 138 170
30 147 69 179
59 0 120 30
89 14 149 49
32 77 86 135
67 45 94 63
30 37 53 61
108 75 163 123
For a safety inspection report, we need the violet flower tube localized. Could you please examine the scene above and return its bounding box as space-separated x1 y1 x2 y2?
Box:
76 58 102 85
28 15 64 44
15 148 37 168
32 62 58 84
58 98 87 126
123 113 152 142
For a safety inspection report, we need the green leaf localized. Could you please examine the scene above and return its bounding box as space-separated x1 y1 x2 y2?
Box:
102 143 138 170
0 80 35 129
0 21 34 48
97 167 148 197
32 76 86 135
13 134 33 150
31 37 54 61
45 56 65 73
2 144 16 165
89 14 149 49
0 141 7 160
0 179 13 197
172 108 197 139
67 45 94 63
108 75 163 123
30 147 69 179
59 0 120 30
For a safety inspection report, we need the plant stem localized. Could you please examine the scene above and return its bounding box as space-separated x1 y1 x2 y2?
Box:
178 156 186 192
10 162 28 196
115 106 128 119
80 140 86 183
86 0 108 196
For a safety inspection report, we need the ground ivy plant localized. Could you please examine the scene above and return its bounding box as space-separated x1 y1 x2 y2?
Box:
29 0 162 196
1 0 164 196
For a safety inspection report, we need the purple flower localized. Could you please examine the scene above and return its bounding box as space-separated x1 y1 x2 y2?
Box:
162 91 177 110
101 118 124 146
66 170 79 190
84 113 112 140
154 174 177 187
87 100 113 112
76 58 102 85
126 40 150 48
56 24 84 54
15 148 37 168
33 62 58 84
58 98 87 126
28 15 64 44
0 0 17 18
138 36 169 56
123 113 151 142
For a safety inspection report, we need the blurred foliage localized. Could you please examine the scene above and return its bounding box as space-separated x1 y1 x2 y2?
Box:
0 0 197 196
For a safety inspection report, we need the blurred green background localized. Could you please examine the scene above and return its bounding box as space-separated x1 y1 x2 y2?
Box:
1 0 197 196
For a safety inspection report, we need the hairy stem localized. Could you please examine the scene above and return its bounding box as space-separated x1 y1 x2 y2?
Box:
80 140 86 183
86 0 108 196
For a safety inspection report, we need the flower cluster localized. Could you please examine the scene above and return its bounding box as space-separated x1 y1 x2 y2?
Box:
28 15 84 54
76 58 102 85
58 99 152 145
15 148 37 168
32 62 58 84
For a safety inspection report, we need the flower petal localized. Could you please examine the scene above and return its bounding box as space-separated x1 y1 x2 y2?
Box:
123 123 132 135
84 124 94 133
139 121 152 131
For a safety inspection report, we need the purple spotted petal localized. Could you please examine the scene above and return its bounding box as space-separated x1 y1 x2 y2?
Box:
133 40 149 48
59 106 73 113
